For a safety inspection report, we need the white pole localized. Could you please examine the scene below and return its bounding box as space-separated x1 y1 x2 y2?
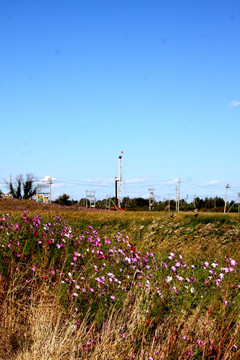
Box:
177 179 181 212
176 186 178 211
118 155 123 208
224 184 230 214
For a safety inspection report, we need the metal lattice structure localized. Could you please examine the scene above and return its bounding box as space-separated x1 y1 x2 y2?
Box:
118 155 123 208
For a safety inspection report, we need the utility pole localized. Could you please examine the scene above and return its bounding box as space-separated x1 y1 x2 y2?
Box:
115 177 118 208
86 190 95 208
193 195 196 209
49 177 52 203
224 184 230 214
175 186 178 211
148 188 154 211
168 193 170 212
238 193 240 214
177 179 181 212
105 194 110 210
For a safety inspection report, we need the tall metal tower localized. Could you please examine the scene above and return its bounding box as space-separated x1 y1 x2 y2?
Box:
86 190 96 208
114 152 123 208
117 153 123 208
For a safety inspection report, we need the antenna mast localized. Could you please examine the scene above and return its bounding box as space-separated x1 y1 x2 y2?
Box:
118 153 123 208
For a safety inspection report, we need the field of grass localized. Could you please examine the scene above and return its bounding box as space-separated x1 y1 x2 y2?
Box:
0 200 239 359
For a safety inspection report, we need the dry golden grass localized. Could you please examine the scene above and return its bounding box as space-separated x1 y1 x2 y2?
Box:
0 277 239 360
0 201 240 359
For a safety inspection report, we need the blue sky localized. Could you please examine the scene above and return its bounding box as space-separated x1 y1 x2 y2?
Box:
0 0 239 202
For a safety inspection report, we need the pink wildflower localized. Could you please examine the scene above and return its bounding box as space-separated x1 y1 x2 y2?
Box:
197 339 204 347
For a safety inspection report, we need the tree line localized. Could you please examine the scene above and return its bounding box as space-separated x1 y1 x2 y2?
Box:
1 174 238 212
55 194 238 212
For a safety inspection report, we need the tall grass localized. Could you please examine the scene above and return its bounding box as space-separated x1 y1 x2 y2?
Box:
0 205 239 359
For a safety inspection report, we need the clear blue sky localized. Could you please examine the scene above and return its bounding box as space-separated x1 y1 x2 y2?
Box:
0 0 239 202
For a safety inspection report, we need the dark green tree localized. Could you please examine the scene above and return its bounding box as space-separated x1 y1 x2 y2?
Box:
23 174 37 199
54 193 71 206
6 174 36 199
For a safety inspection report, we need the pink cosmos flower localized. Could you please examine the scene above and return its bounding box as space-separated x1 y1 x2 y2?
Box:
197 339 204 347
230 258 237 266
176 275 184 281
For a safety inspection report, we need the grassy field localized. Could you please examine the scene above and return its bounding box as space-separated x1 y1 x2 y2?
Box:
0 200 239 359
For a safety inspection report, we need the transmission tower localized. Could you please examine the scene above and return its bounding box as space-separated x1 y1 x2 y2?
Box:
35 178 50 203
86 190 96 208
